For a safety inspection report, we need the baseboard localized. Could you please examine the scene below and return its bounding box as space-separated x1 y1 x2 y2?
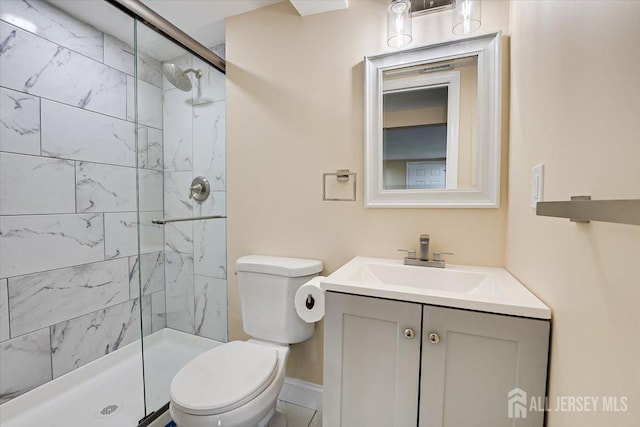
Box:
278 377 323 411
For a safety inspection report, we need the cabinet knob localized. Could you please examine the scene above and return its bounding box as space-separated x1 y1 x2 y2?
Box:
428 332 440 344
403 328 415 339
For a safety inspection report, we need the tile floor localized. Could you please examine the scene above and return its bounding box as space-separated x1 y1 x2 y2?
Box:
276 400 322 427
150 400 322 427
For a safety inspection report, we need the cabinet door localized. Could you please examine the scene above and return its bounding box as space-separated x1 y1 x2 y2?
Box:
324 292 422 427
420 306 550 427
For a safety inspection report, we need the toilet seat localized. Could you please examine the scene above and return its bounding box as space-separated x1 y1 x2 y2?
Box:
170 341 278 416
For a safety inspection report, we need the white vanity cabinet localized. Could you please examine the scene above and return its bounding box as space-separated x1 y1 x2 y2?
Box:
323 292 550 427
419 305 550 427
323 292 422 427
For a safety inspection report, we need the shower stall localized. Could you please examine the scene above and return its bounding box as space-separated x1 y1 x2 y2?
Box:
0 0 227 425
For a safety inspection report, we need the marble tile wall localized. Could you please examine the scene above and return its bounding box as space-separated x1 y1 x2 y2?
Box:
0 0 167 404
8 258 130 337
50 298 142 377
0 0 228 404
163 52 227 342
0 328 52 403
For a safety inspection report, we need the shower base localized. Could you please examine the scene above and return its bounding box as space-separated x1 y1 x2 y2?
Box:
0 329 221 427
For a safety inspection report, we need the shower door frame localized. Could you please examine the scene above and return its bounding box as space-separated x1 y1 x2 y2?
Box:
105 1 226 424
105 0 226 74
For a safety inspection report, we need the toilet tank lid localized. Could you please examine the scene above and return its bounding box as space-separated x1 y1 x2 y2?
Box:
236 255 323 277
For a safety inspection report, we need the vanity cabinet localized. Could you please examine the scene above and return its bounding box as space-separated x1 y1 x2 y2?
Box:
419 305 550 427
323 292 422 427
324 292 550 427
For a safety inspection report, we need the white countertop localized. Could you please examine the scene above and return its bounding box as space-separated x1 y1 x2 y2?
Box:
320 257 551 320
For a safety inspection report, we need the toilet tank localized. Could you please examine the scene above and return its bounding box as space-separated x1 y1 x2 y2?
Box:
236 255 323 344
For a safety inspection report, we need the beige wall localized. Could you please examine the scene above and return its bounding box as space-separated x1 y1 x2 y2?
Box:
506 1 640 426
458 61 478 187
226 0 510 384
226 1 640 418
383 105 447 127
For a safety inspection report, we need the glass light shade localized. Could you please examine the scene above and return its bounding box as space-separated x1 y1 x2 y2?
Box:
452 0 481 35
387 0 412 48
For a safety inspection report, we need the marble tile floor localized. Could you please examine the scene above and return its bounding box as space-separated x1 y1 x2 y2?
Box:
276 400 322 427
147 400 322 427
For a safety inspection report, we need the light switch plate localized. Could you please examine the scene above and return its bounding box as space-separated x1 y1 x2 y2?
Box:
530 164 544 208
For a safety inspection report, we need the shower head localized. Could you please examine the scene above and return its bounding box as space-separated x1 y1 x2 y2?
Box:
162 63 203 92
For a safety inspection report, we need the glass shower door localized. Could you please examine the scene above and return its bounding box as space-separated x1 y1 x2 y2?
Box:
0 1 149 425
134 19 228 417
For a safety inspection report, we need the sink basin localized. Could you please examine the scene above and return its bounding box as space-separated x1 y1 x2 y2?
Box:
346 262 495 295
320 257 551 319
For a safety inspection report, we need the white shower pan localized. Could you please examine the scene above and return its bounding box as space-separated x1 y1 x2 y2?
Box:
0 329 221 427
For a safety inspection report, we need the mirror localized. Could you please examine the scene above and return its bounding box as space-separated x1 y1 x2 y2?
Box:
365 32 502 208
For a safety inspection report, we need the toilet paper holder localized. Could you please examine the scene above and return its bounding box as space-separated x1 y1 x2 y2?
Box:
295 276 326 323
305 294 315 310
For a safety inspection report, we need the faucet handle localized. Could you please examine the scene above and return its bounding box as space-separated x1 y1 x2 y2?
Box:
188 183 203 199
432 251 454 262
397 249 417 260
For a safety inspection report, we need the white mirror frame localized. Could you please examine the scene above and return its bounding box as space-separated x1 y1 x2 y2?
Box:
365 32 502 208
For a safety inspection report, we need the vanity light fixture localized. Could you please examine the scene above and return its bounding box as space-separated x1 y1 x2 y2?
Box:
387 0 412 48
452 0 481 35
387 0 481 48
411 0 455 17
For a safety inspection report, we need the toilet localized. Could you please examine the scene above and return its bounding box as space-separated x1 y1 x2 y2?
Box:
169 255 323 427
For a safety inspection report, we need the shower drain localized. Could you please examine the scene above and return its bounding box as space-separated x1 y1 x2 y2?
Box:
97 404 119 418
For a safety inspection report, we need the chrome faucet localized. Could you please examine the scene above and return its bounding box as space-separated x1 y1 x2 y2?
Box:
398 234 453 268
419 234 430 261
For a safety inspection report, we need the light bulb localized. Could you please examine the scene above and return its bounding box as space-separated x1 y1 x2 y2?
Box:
453 0 481 35
387 0 412 48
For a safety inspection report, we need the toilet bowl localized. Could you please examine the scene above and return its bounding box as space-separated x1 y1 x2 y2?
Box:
170 340 289 427
169 256 323 427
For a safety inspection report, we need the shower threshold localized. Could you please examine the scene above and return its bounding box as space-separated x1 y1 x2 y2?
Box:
0 329 221 427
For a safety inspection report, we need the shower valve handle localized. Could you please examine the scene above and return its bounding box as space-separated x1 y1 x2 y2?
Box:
188 184 203 199
187 176 211 202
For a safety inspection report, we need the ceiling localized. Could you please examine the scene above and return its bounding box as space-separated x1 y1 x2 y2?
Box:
138 0 348 46
46 0 348 61
139 0 281 48
46 0 279 60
